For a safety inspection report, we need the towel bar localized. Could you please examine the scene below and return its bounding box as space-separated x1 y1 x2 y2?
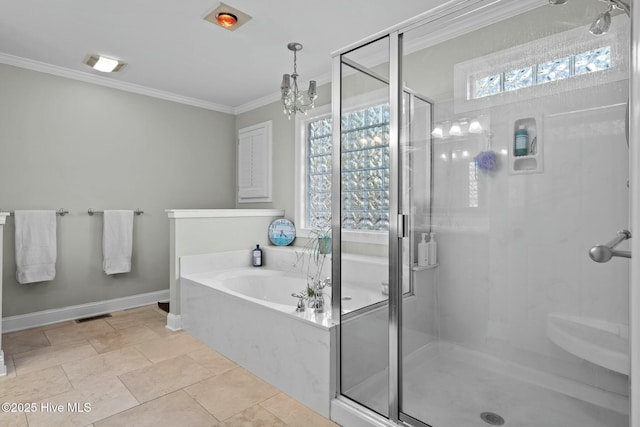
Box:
0 208 68 216
88 208 144 216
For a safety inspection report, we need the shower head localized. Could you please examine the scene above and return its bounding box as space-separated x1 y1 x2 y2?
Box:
602 0 631 17
589 0 631 36
590 5 613 35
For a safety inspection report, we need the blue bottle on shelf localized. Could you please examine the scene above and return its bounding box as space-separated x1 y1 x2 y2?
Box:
514 125 529 157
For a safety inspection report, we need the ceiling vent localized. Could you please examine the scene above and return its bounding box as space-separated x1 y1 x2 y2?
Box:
204 2 252 31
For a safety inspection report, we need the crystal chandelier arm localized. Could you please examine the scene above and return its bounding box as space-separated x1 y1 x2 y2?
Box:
281 74 291 91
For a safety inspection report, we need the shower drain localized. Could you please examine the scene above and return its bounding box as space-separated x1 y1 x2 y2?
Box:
480 412 505 425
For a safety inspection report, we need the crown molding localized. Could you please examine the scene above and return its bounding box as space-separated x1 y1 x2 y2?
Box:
0 51 333 117
0 52 235 114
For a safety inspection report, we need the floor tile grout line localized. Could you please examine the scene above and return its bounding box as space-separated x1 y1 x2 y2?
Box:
114 373 143 407
16 365 78 413
4 338 56 360
179 388 223 424
258 394 294 426
116 354 218 405
88 325 165 355
12 340 98 377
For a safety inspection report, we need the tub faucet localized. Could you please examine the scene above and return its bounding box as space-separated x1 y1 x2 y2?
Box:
316 277 331 290
309 277 331 313
291 292 306 312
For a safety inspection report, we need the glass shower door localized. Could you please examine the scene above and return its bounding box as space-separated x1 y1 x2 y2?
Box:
337 35 391 417
398 1 630 426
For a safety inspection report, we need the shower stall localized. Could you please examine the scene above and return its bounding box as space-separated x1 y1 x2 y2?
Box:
330 1 638 426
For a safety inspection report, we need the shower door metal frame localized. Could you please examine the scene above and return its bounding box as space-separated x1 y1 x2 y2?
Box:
629 2 639 426
331 32 398 419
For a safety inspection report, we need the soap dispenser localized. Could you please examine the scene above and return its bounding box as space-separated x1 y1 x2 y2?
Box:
427 232 437 266
252 244 263 267
418 233 429 267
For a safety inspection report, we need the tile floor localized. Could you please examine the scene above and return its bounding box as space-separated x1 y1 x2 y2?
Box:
0 304 339 427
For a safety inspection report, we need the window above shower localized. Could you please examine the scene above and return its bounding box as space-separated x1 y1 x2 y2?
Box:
474 46 611 99
453 15 628 114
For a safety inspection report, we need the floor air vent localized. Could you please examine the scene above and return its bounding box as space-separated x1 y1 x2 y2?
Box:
75 313 112 323
480 412 505 425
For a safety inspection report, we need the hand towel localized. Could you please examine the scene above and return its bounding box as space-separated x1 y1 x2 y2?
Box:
14 210 57 284
103 210 134 275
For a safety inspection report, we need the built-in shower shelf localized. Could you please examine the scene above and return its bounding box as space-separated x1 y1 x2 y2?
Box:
509 115 544 175
412 263 438 272
547 313 629 375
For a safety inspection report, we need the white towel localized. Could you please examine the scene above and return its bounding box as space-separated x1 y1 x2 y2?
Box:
14 210 57 284
103 210 134 275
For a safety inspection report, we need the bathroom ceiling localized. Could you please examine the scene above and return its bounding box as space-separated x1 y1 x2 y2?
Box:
0 0 440 113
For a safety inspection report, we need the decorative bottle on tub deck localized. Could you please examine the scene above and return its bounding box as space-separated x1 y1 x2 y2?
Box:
252 244 263 267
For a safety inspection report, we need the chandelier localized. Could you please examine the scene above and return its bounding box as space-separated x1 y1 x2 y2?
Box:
280 42 317 119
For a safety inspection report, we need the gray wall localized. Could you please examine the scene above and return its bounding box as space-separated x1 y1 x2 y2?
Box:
0 64 236 317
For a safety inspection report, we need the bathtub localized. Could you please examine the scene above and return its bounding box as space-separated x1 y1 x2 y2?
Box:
179 250 337 418
179 247 394 418
189 266 386 318
183 267 334 327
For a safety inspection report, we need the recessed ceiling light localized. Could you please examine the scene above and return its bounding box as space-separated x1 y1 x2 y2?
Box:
84 54 125 73
204 2 251 31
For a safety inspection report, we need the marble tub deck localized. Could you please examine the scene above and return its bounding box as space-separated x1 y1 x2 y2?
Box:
0 304 338 427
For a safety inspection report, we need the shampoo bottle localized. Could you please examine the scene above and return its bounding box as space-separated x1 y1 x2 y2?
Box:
418 233 429 267
514 125 528 157
252 244 263 267
427 232 437 266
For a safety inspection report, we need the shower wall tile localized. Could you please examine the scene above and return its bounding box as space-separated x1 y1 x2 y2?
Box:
431 81 629 394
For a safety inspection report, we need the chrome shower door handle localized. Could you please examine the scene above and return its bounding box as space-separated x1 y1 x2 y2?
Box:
589 229 632 263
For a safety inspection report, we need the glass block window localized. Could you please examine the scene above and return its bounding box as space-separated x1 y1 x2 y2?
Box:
537 56 571 84
307 118 333 229
504 66 533 92
475 74 502 98
307 104 390 232
575 46 611 75
472 46 611 99
468 162 478 208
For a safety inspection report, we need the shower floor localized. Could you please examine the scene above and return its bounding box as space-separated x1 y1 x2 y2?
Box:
345 342 628 427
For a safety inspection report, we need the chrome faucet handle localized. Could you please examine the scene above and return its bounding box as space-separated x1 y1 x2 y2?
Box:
291 292 306 312
314 277 332 291
314 294 325 313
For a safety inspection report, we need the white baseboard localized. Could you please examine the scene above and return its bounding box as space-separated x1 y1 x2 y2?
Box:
2 290 170 333
166 313 182 331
